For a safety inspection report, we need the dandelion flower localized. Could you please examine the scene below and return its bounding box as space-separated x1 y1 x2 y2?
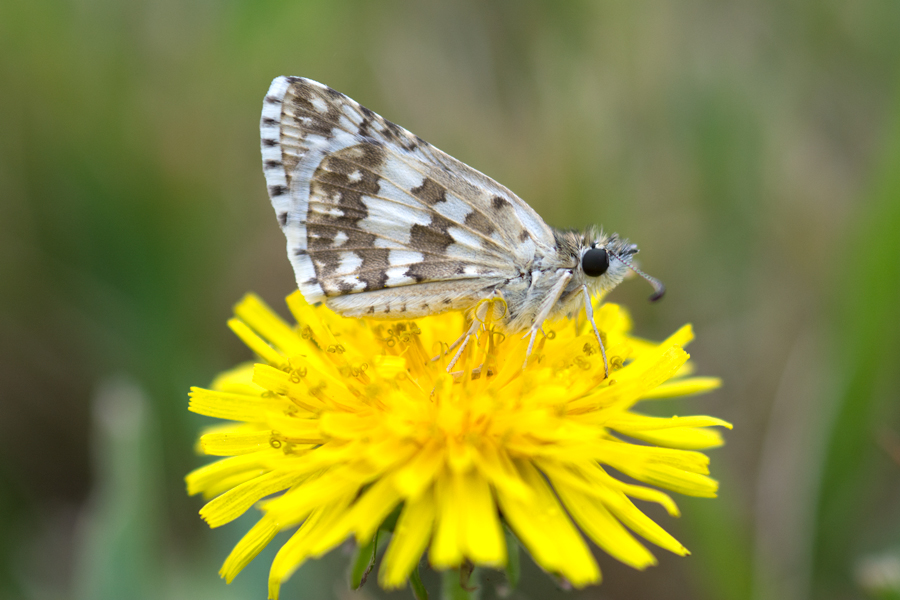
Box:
186 292 729 598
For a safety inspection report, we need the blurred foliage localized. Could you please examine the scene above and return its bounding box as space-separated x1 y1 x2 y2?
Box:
2 1 900 599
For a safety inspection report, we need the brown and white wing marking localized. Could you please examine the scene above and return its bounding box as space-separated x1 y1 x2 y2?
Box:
260 76 556 316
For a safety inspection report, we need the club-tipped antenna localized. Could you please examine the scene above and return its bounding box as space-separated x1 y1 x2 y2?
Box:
610 253 666 302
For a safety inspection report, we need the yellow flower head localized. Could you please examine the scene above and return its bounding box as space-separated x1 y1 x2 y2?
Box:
186 292 729 598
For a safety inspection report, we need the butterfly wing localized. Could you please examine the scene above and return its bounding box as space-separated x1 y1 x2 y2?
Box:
261 76 556 317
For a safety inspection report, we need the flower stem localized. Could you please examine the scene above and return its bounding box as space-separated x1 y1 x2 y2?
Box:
442 564 478 600
410 563 428 600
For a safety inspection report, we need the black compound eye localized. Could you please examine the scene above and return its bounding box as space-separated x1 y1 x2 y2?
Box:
582 248 610 277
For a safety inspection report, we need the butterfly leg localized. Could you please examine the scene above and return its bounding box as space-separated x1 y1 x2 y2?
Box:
431 326 476 363
441 329 469 357
434 290 503 368
446 319 480 371
522 270 573 368
582 285 609 378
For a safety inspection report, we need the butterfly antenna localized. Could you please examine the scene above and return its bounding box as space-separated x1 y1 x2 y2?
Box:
610 253 666 302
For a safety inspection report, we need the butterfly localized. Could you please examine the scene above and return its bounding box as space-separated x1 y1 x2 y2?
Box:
260 76 664 375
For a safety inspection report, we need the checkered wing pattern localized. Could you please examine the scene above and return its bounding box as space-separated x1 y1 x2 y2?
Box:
261 76 556 318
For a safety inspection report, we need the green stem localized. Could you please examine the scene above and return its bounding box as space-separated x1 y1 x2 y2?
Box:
409 563 429 600
349 532 378 589
442 564 479 600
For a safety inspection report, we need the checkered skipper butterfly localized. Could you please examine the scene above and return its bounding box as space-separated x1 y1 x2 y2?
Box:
261 77 664 374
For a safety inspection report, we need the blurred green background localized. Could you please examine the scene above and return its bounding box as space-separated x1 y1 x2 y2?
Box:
2 1 900 599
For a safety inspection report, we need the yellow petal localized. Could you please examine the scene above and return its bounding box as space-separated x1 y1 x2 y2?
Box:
348 477 404 543
473 440 531 501
553 481 657 570
621 427 726 450
200 470 307 528
458 469 505 566
606 413 732 450
393 439 445 498
598 442 719 497
227 318 288 369
253 362 358 412
372 355 408 378
640 377 722 399
495 461 600 587
220 515 281 583
268 497 353 600
319 410 380 439
233 294 307 356
262 468 363 528
265 411 324 444
201 429 274 456
211 362 260 392
188 387 289 422
380 489 436 589
200 470 265 501
185 450 280 496
607 414 732 432
584 466 681 517
596 487 688 556
429 470 463 568
285 291 344 355
567 347 689 416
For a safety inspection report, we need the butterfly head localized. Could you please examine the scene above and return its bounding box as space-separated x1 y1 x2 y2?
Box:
579 230 665 302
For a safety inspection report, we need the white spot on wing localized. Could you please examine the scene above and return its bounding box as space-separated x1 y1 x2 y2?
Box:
446 243 490 263
333 231 349 247
382 156 429 194
513 205 550 244
432 192 473 222
338 276 366 292
293 249 317 282
311 97 328 113
512 237 536 263
336 252 363 275
342 104 363 125
360 195 430 245
388 250 424 266
384 266 415 286
370 179 427 213
374 237 397 249
447 226 483 250
261 145 282 163
309 205 345 218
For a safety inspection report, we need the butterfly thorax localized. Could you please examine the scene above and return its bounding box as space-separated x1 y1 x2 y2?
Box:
496 228 635 333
